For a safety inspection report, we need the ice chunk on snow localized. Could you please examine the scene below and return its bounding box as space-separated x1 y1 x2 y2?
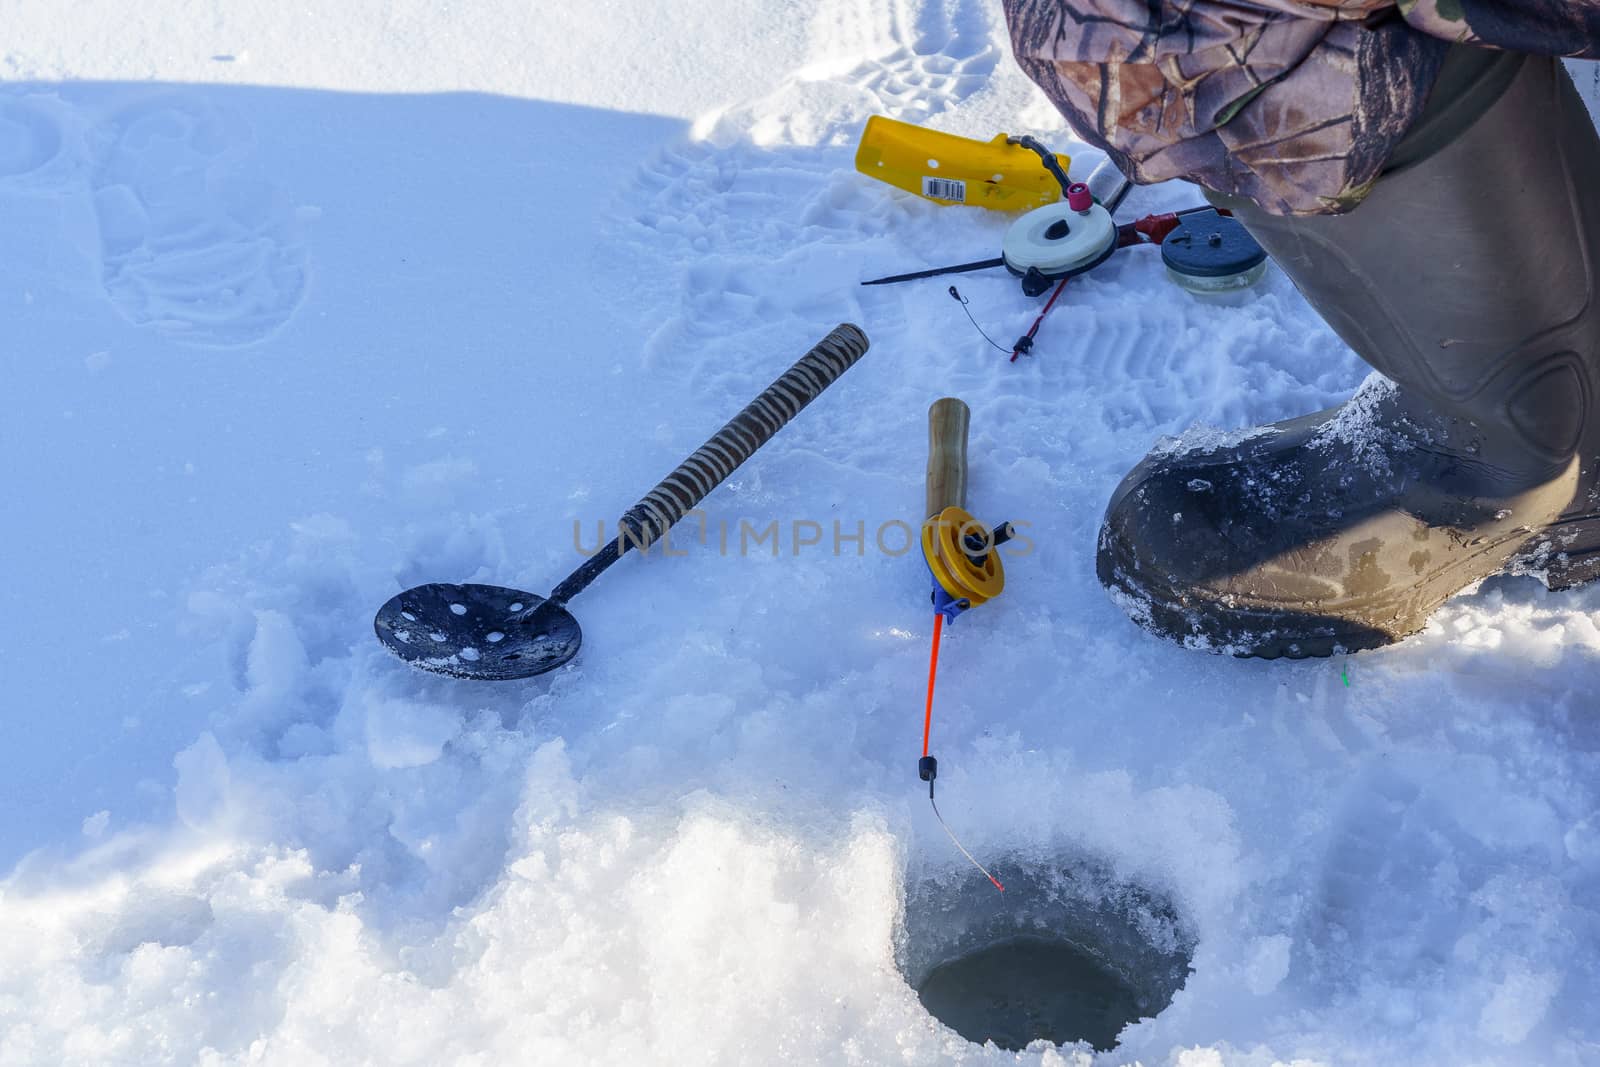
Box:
245 610 309 696
1477 964 1560 1044
363 695 460 770
174 732 231 829
1244 933 1292 995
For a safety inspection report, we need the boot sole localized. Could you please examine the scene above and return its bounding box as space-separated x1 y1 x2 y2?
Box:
1101 515 1600 659
1518 514 1600 591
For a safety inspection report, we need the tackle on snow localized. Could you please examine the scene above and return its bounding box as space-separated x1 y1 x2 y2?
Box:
855 119 1267 360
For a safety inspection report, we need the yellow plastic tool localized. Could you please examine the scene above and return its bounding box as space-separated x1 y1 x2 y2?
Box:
855 115 1072 212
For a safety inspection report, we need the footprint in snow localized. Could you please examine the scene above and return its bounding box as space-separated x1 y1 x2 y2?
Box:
609 0 1000 399
89 94 308 346
619 139 884 385
0 95 70 187
696 0 999 147
1295 763 1488 997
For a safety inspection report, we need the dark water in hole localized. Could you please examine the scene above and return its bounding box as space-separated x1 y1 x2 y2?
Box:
899 854 1194 1053
916 935 1144 1052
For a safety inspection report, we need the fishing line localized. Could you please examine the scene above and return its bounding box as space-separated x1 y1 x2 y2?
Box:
931 793 1004 892
921 609 1004 893
948 286 1010 354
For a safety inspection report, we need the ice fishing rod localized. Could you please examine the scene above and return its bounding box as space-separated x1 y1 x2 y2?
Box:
863 156 1267 360
919 397 1014 893
864 179 1116 296
861 200 1253 291
373 324 870 680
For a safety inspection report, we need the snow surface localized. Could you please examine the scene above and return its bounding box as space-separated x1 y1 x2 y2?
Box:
4 3 1600 1065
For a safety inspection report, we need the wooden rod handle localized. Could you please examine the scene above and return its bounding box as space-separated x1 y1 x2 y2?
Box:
925 397 970 520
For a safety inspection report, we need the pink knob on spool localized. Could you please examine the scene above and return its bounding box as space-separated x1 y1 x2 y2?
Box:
1066 182 1093 212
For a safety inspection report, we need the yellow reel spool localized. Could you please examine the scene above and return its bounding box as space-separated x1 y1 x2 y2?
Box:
922 505 1005 608
855 116 1072 212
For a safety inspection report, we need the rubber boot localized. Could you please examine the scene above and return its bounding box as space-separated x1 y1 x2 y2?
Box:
1096 51 1600 658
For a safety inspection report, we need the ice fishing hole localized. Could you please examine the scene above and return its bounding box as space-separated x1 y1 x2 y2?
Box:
898 853 1194 1052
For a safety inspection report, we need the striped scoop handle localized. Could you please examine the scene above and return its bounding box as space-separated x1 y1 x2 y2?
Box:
617 323 870 550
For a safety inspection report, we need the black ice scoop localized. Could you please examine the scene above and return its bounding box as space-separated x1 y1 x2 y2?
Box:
374 323 870 680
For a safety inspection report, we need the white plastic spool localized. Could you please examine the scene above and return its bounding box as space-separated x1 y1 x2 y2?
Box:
1001 200 1117 278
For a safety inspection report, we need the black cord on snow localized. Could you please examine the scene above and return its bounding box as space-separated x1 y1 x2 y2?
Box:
948 286 1011 354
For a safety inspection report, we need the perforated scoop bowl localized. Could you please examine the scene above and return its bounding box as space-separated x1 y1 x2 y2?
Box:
374 582 581 680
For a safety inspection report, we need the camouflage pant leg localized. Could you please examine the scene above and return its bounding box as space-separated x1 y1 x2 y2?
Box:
1004 1 1600 215
1402 1 1600 57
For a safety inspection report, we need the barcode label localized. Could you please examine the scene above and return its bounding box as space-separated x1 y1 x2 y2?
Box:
922 176 966 202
